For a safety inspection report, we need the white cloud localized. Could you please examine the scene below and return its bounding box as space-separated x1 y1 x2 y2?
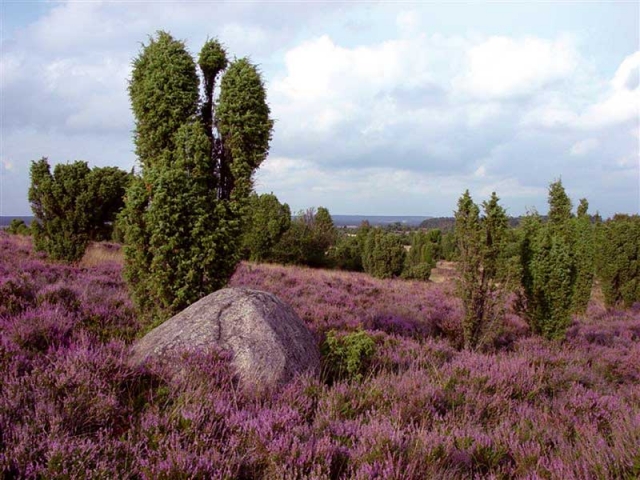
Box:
453 36 579 99
570 138 599 156
524 51 640 130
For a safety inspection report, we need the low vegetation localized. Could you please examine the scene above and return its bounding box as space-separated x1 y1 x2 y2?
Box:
1 233 638 478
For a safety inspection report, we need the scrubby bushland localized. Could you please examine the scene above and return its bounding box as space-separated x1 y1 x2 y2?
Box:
6 218 29 235
361 228 406 279
518 180 594 340
119 32 272 323
402 230 439 281
271 207 337 268
330 221 371 272
596 214 640 308
28 158 130 263
242 192 291 262
1 233 639 479
454 191 509 349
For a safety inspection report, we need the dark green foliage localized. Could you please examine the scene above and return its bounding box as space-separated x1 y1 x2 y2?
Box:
455 191 508 349
271 207 337 268
518 180 584 340
199 38 227 152
572 199 595 314
242 193 291 262
129 31 199 168
321 330 376 383
217 58 273 200
596 214 640 308
547 179 573 228
330 221 371 272
402 231 436 281
88 167 132 241
28 158 129 262
121 31 273 323
441 230 456 261
402 263 433 281
331 234 364 271
362 228 406 279
6 219 29 235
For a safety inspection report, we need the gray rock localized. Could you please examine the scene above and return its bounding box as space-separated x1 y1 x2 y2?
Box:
129 287 320 389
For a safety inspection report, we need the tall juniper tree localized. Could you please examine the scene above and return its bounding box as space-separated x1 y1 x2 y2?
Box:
455 190 508 350
119 31 273 323
518 180 581 340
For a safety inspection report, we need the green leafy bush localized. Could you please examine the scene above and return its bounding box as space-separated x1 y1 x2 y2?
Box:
28 158 129 262
454 191 509 349
321 330 376 383
402 263 433 281
362 229 406 279
518 180 591 340
596 214 640 308
242 193 291 262
6 219 30 235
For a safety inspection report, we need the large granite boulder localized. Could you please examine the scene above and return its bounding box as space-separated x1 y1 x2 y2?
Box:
129 287 320 389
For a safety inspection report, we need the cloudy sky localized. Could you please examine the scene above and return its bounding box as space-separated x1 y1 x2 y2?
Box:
1 1 638 217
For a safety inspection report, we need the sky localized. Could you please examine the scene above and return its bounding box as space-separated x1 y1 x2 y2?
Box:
1 1 638 218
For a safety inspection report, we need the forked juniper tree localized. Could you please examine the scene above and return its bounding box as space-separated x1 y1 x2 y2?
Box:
119 31 273 323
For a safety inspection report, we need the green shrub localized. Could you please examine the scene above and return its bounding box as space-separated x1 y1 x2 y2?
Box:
321 330 376 383
362 229 406 279
596 214 640 308
120 32 272 323
242 193 291 262
518 180 586 340
402 263 432 281
6 219 30 235
28 158 129 262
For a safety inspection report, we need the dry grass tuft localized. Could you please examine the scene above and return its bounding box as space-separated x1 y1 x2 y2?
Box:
80 242 124 267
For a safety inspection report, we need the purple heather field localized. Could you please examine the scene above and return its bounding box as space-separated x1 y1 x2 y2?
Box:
0 232 639 479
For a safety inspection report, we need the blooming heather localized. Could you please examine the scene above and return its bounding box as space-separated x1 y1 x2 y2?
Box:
0 232 638 478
